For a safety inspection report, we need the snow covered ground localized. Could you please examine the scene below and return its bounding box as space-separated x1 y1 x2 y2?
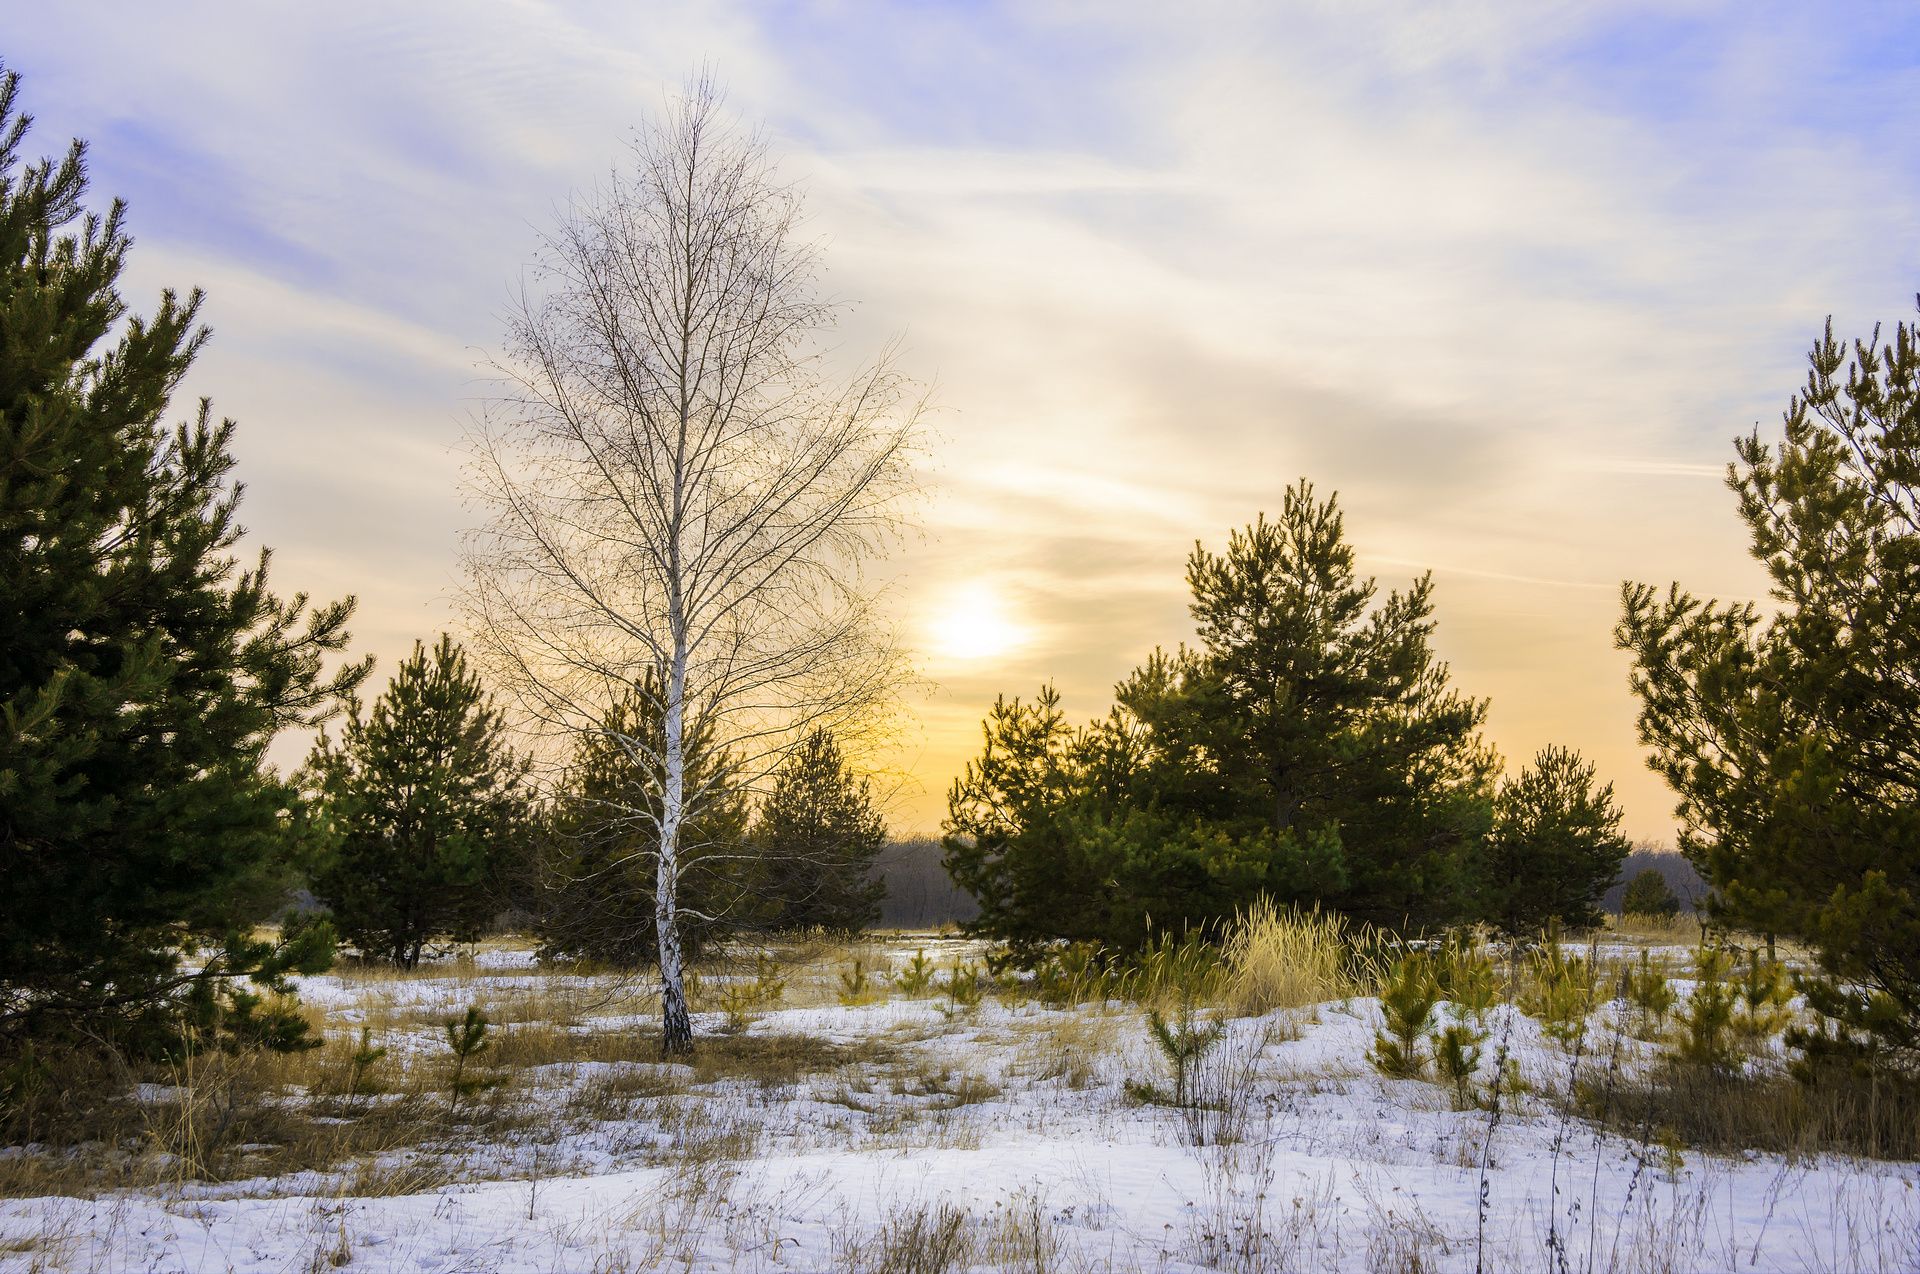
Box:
2 938 1916 1273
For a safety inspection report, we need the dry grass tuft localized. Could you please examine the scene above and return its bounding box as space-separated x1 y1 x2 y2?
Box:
1584 1063 1920 1163
0 1023 547 1200
1223 899 1377 1015
832 1191 1066 1274
688 1031 896 1089
1606 911 1706 944
478 1018 665 1070
563 1062 690 1124
898 1065 1001 1108
1012 1010 1123 1091
835 1201 975 1274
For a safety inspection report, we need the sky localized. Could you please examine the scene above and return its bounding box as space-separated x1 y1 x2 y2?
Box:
9 2 1919 840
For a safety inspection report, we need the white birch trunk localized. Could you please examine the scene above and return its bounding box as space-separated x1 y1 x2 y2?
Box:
655 632 692 1053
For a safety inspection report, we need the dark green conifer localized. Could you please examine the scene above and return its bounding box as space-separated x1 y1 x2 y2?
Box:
1621 868 1681 919
1478 746 1631 935
305 635 527 967
947 482 1496 949
941 687 1098 953
535 678 749 965
748 729 887 932
0 69 367 1054
1619 298 1920 1073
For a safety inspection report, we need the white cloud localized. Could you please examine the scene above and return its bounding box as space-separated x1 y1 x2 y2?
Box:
8 0 1915 833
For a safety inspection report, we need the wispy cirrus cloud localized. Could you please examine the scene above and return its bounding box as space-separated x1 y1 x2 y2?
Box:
7 1 1916 834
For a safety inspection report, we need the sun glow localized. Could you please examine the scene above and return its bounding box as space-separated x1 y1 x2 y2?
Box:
927 582 1028 662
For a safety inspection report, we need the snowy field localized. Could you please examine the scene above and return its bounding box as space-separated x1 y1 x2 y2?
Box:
2 935 1916 1274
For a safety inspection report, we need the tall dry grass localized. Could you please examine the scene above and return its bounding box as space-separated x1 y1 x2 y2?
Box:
1583 1063 1920 1163
1607 911 1705 944
1222 900 1381 1015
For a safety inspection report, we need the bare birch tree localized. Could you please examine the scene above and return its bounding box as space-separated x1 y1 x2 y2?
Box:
463 79 921 1054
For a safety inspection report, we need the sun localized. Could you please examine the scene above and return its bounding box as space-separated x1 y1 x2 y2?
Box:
927 582 1028 662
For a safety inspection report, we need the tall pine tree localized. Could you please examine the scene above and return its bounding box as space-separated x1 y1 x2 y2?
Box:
948 483 1496 949
1133 484 1496 927
1476 746 1631 935
305 635 527 967
942 687 1102 952
748 729 887 933
1619 300 1920 1074
0 70 368 1054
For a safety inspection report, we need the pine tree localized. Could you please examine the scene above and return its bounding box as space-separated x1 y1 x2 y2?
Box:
1146 484 1497 927
947 483 1497 948
1478 746 1631 935
1618 298 1920 1074
1621 868 1681 919
535 678 750 965
305 635 527 967
748 729 887 932
0 70 367 1054
942 687 1104 954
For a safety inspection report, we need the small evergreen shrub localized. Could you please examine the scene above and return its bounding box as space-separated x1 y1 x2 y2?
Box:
1621 868 1682 919
943 963 986 1012
719 954 787 1029
1520 936 1598 1048
1435 1019 1487 1108
443 1006 496 1105
1434 932 1500 1018
1133 1001 1226 1108
346 1028 387 1100
1673 946 1739 1071
896 951 938 998
1033 942 1112 1005
1621 950 1678 1039
838 961 882 1007
1734 950 1795 1045
1370 952 1440 1079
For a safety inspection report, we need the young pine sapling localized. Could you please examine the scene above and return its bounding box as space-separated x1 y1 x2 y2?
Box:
1435 1020 1487 1108
1142 1001 1226 1108
1673 946 1739 1071
444 1006 494 1106
1521 939 1599 1049
1734 949 1795 1045
346 1027 387 1107
1621 950 1677 1038
896 951 937 998
838 960 882 1007
1370 952 1440 1079
943 963 986 1012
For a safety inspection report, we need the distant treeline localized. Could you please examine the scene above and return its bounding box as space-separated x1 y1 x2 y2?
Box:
875 837 980 929
875 839 1708 928
1601 847 1704 915
869 839 1704 927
